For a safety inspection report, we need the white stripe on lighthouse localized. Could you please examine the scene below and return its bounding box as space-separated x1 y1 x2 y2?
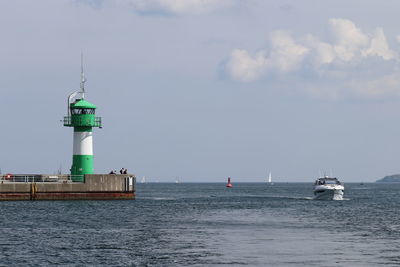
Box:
73 131 93 155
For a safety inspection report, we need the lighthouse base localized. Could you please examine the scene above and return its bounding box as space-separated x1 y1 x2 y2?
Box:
0 174 135 201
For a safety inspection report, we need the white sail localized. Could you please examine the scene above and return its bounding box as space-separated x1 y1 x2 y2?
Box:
266 171 273 184
141 176 146 183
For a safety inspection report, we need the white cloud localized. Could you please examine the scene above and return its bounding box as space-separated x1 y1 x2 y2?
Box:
225 31 308 82
129 0 236 15
226 49 268 82
268 31 309 72
329 18 369 62
79 0 237 15
303 35 335 66
225 18 400 98
363 28 397 60
226 18 397 80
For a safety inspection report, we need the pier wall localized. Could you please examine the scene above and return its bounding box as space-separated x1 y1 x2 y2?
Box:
0 174 135 200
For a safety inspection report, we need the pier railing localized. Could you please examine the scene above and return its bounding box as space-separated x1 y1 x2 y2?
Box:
0 174 84 183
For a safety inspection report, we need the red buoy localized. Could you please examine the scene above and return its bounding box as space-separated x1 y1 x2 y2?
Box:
226 177 232 188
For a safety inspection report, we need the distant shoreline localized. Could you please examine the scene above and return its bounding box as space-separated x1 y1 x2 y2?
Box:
376 174 400 183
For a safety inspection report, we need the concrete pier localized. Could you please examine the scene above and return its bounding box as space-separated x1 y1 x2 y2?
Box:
0 174 135 200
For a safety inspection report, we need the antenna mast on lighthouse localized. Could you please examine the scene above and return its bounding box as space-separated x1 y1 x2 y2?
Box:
80 53 86 99
67 54 87 115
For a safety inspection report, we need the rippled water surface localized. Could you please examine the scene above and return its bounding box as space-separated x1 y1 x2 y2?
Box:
0 182 399 266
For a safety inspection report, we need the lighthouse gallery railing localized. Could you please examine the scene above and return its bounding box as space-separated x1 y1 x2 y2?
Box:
63 116 102 127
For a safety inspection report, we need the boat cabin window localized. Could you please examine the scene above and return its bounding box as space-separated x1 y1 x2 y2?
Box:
316 179 340 185
325 180 339 185
71 108 95 115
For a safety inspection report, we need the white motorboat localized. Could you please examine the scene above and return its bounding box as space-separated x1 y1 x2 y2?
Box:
313 176 344 200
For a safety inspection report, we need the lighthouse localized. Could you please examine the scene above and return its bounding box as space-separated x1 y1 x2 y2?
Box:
63 59 102 181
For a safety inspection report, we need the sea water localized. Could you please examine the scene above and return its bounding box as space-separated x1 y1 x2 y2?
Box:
0 182 399 266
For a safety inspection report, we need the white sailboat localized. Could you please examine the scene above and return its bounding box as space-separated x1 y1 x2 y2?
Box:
175 177 181 184
267 172 273 185
140 176 146 184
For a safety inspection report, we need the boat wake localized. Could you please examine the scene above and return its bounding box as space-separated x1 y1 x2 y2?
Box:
139 197 176 200
245 195 315 201
313 197 350 201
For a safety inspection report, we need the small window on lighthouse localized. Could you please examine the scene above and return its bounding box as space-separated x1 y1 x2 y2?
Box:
71 108 95 115
83 109 95 114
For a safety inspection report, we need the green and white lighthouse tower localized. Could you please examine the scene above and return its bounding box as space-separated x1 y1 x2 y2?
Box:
63 60 101 181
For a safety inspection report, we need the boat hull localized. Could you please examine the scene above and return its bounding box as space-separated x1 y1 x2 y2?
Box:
314 188 344 200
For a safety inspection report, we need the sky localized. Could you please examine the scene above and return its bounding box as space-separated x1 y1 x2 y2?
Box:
1 0 400 182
